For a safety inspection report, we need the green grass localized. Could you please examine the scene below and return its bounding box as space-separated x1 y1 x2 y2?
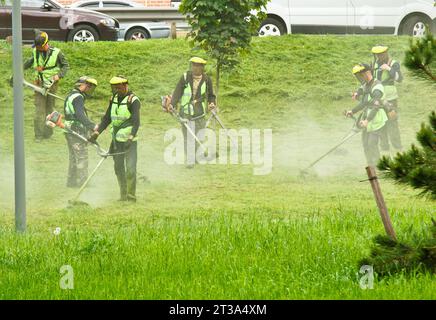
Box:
0 35 435 299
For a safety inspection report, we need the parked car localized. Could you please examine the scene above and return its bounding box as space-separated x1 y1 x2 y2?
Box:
69 0 144 9
117 22 170 40
0 0 119 42
260 0 436 37
68 0 170 40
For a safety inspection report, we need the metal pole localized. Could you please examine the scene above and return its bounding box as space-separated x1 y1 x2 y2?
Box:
12 0 26 232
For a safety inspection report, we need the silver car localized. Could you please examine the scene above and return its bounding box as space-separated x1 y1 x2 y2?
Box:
69 0 170 40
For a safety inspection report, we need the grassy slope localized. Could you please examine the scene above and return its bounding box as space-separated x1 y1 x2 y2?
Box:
0 36 435 299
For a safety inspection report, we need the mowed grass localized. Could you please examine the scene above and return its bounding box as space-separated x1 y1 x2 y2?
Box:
0 35 435 299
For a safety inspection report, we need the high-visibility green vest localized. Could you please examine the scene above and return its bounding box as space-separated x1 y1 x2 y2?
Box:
363 81 388 132
373 60 399 101
110 93 139 142
32 47 61 88
64 90 86 131
180 73 207 117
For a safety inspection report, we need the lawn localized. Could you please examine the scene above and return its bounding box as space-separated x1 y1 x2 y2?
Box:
0 35 435 299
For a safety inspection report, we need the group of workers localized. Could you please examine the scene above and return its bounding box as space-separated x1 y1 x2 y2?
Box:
21 30 216 202
346 45 403 166
19 30 403 202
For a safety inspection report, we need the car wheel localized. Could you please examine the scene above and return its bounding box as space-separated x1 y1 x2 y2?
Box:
125 28 150 41
67 25 99 42
401 15 431 38
258 17 286 37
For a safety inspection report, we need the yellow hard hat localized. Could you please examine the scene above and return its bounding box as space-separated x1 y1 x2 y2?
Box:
352 63 370 75
110 76 128 85
76 76 98 87
371 45 388 54
85 77 98 86
34 30 49 47
189 57 207 65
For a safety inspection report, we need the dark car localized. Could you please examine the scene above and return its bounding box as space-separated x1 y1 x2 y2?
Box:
0 0 119 42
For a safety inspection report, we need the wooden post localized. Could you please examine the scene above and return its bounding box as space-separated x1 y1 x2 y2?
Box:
171 22 177 39
366 166 397 241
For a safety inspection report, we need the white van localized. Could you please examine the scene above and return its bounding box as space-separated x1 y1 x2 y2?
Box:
260 0 436 37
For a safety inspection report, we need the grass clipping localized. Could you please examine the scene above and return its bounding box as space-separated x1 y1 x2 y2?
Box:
359 219 436 276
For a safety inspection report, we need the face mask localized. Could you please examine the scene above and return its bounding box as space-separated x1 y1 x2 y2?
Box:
84 84 96 97
191 63 204 76
111 85 118 95
355 74 365 83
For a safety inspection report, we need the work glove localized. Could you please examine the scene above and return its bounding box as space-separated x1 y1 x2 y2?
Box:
88 131 99 144
125 136 134 149
388 110 398 120
161 95 173 113
344 110 353 118
359 119 369 128
208 102 217 112
381 64 391 71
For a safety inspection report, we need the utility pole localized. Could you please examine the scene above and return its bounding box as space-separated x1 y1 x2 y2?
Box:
12 0 26 232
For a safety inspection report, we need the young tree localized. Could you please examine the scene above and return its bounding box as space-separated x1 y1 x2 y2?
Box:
404 28 436 81
377 111 436 199
179 0 269 100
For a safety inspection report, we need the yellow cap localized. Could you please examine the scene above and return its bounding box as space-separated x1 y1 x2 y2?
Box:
34 31 49 47
40 32 49 46
189 57 207 65
371 45 388 54
85 77 98 86
76 76 98 87
352 64 366 75
110 76 128 85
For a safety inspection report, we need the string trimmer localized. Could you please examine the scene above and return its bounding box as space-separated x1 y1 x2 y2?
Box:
209 109 239 150
46 111 127 206
22 80 103 116
161 95 208 153
299 114 362 177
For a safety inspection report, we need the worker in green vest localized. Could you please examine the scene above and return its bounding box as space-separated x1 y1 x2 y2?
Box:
372 45 403 154
345 63 389 167
89 76 141 202
63 76 99 188
167 57 216 166
23 30 69 141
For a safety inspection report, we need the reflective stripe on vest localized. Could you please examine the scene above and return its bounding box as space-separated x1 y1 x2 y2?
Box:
365 81 388 132
180 73 207 116
33 47 61 88
64 91 85 130
110 94 139 142
374 60 398 101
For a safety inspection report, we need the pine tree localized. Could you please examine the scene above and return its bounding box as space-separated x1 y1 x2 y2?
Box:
378 111 436 199
404 28 436 81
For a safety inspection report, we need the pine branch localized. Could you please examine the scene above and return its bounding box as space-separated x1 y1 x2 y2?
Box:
420 64 436 81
